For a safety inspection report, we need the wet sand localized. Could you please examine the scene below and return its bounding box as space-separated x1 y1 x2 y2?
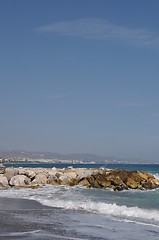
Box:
0 197 88 240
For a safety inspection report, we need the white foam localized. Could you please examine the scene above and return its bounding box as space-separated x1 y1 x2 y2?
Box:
1 186 159 224
154 173 159 180
35 198 159 223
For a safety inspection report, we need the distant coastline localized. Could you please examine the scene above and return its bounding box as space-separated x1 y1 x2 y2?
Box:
0 150 157 164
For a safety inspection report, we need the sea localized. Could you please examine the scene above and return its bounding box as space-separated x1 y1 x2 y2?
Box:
1 163 159 240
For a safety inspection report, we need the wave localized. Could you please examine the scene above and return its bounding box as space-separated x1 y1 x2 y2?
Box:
31 197 159 223
1 186 159 224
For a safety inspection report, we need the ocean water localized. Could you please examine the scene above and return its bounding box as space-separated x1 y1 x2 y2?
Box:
1 163 159 239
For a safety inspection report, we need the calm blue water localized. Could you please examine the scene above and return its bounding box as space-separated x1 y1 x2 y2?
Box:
2 163 159 240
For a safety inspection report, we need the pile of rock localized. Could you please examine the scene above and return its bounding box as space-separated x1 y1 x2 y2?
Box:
0 164 159 191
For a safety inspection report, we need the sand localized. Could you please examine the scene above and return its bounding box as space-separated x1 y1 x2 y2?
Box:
0 197 85 240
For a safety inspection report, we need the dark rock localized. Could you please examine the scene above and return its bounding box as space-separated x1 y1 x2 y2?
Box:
0 164 5 174
94 174 112 188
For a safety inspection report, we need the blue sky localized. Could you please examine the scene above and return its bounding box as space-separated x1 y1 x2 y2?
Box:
0 0 159 161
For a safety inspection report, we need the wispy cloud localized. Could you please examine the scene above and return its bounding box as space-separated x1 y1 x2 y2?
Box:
37 18 159 48
115 102 152 107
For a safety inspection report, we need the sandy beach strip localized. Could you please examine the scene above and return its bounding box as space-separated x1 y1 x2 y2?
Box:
0 197 85 240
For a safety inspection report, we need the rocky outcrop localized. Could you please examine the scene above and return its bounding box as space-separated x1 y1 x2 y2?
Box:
0 166 159 191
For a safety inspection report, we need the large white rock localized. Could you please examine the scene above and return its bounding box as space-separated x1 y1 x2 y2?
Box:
64 171 77 179
0 174 9 188
32 173 48 185
5 167 19 181
25 170 36 179
9 175 31 187
59 174 72 185
76 170 93 181
18 168 26 175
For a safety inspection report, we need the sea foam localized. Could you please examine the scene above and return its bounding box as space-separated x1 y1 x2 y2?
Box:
36 198 159 223
1 185 159 224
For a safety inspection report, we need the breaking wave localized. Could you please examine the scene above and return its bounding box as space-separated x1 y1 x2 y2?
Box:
1 185 159 224
35 198 159 223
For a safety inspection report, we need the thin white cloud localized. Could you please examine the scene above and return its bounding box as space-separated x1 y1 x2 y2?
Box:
115 102 152 107
37 18 159 48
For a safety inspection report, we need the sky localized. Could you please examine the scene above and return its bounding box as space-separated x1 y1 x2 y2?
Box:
0 0 159 161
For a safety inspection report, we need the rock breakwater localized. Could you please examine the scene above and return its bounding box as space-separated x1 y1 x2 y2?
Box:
0 164 159 191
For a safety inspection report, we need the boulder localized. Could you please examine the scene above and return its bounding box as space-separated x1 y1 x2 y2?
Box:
0 164 5 174
77 178 90 187
86 175 100 188
9 175 31 187
52 167 56 171
126 177 140 189
0 174 9 189
32 173 48 185
55 172 63 178
64 171 77 179
25 170 36 179
18 167 26 175
106 174 124 186
151 178 159 186
47 174 59 185
94 174 112 188
5 167 19 181
59 174 73 186
76 170 93 182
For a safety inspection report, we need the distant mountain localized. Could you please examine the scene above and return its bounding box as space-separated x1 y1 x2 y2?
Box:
0 150 151 163
0 150 114 163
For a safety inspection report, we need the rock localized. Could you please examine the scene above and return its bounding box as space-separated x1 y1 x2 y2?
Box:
18 168 36 179
5 167 19 181
47 175 59 185
64 171 77 179
114 185 125 191
34 168 46 175
32 173 48 185
76 170 93 182
87 175 100 188
9 175 31 187
126 177 140 189
77 178 90 187
106 174 124 186
59 174 72 186
94 174 112 188
0 166 159 191
52 167 56 171
55 172 63 178
109 170 129 183
0 164 5 174
134 171 149 181
25 170 36 179
151 178 159 186
66 166 74 170
18 168 26 175
0 174 9 189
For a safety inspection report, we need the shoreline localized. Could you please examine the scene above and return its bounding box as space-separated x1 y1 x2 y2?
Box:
1 195 159 240
0 197 51 211
0 196 82 240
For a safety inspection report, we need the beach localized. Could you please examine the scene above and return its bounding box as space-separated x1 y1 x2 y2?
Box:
0 197 85 240
1 164 159 239
1 187 159 240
